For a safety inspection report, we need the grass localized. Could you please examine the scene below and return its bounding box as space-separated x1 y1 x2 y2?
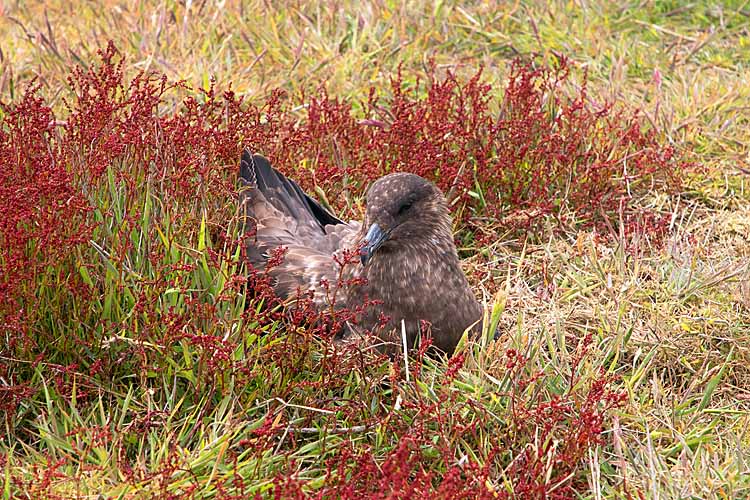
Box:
2 0 750 498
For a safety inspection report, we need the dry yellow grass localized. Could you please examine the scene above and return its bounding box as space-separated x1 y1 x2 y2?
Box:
2 1 750 497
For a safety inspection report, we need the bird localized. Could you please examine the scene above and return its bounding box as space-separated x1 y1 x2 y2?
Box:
238 149 482 355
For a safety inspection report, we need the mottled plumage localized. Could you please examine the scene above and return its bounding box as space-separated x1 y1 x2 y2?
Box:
239 149 482 355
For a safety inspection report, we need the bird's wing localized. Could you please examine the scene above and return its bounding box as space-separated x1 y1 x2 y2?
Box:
239 150 343 231
239 149 361 300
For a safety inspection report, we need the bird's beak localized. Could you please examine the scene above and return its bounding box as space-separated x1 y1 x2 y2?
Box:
361 223 388 266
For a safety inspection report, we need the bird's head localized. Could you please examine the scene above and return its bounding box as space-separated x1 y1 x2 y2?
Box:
360 173 452 266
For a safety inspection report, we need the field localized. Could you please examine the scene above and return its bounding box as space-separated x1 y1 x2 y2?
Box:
2 1 750 498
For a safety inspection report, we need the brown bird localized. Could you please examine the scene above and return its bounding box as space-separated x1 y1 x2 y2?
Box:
239 149 482 355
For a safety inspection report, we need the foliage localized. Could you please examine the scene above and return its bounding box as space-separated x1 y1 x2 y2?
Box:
2 1 748 497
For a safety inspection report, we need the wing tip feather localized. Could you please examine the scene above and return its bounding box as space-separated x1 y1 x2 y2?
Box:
240 148 256 186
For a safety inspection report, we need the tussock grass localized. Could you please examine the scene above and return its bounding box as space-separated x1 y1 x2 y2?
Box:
2 1 750 498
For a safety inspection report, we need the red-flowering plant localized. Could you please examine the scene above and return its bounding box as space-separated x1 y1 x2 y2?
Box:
0 41 667 497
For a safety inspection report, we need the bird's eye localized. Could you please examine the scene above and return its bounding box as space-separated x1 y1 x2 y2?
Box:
397 201 413 216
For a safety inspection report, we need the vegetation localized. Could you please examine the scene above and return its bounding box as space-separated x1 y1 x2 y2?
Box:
1 1 749 498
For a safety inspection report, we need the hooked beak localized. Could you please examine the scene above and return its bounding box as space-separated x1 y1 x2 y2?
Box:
360 223 389 266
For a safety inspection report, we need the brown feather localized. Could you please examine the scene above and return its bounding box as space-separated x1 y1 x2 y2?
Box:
239 149 481 355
